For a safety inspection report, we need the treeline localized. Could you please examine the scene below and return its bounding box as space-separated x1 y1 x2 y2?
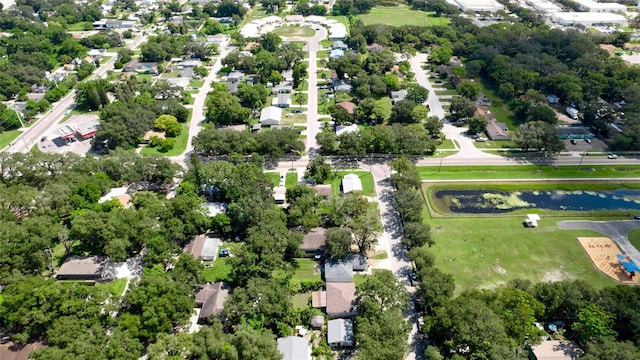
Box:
193 127 304 158
316 123 436 156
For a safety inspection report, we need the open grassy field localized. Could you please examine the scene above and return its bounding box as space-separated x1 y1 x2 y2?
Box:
140 124 189 156
418 164 640 180
0 130 21 150
293 292 311 309
329 171 376 197
265 171 280 187
357 6 449 26
425 215 618 293
479 78 518 130
273 26 316 37
375 97 392 121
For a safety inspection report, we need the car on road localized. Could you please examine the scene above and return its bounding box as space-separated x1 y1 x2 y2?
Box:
634 215 640 220
608 154 618 159
409 271 418 286
585 138 591 144
294 109 303 113
570 139 577 145
417 316 425 333
41 136 47 142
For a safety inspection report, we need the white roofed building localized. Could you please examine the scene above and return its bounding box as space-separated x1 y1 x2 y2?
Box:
341 174 363 194
260 106 283 126
551 12 628 25
454 0 504 12
572 0 626 12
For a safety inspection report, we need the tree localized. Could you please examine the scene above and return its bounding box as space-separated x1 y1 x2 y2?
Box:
573 303 618 343
467 116 488 135
259 32 281 52
449 97 477 120
456 81 481 100
415 267 454 312
389 157 421 190
304 156 333 183
153 114 181 137
407 84 429 103
393 187 424 223
424 116 443 135
513 121 564 153
410 105 429 124
329 104 352 125
294 92 305 108
581 338 640 360
389 100 417 124
402 221 434 249
527 104 557 124
285 185 321 230
76 79 111 110
324 227 353 260
348 208 381 253
356 270 409 314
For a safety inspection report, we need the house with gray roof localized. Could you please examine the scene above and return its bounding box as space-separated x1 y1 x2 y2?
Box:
391 89 408 104
227 71 245 83
327 319 354 347
348 252 368 271
56 256 113 281
277 336 312 360
324 260 353 283
195 282 229 324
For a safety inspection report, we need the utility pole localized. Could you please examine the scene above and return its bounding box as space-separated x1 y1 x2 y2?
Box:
577 151 587 171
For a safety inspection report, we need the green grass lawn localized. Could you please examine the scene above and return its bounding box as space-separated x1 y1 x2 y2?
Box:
273 26 316 37
190 80 205 89
0 130 21 149
479 78 518 130
418 165 640 181
425 215 617 294
629 229 640 251
96 278 128 298
67 21 92 31
60 109 89 123
140 124 189 156
370 252 388 260
326 16 349 27
320 39 333 48
437 139 457 150
374 97 392 122
265 171 280 187
292 292 311 309
296 80 308 91
329 171 376 197
292 258 321 282
357 6 449 26
473 140 517 149
292 92 308 106
317 50 329 58
202 243 243 283
286 172 298 188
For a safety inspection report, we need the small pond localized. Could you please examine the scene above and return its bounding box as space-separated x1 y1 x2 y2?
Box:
433 189 640 214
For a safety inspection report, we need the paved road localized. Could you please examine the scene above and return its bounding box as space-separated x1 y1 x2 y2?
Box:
281 27 327 155
368 163 424 359
558 220 640 265
171 39 232 168
3 34 148 154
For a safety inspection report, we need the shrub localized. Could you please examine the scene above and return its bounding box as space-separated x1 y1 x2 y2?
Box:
159 138 175 152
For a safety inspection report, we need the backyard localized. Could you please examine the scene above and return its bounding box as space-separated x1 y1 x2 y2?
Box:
202 242 243 283
140 124 189 156
328 171 376 197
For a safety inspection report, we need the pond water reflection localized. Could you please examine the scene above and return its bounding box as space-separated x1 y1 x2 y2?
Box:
433 189 640 213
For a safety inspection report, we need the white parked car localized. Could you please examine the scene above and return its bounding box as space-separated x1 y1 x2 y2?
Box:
608 154 618 159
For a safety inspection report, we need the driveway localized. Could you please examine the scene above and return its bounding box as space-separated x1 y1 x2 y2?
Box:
558 220 640 265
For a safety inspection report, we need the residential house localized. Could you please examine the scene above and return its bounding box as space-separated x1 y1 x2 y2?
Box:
227 81 239 94
123 59 159 74
309 184 332 198
26 92 46 101
164 77 190 89
98 187 131 208
530 340 583 360
56 256 112 281
324 260 353 283
341 174 362 194
335 124 359 136
312 290 327 308
183 234 220 260
331 41 348 50
273 187 286 204
205 34 229 46
391 89 408 104
272 83 293 94
88 49 105 61
180 67 194 78
272 93 292 108
300 227 326 255
260 106 283 126
284 14 304 22
327 319 354 347
92 19 136 30
332 79 352 93
330 49 344 59
326 282 357 317
227 71 245 83
31 83 48 93
195 282 229 324
217 17 234 24
485 120 511 140
277 336 312 360
179 58 201 68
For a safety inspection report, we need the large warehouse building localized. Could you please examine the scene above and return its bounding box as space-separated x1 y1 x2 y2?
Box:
551 12 628 26
453 0 504 12
572 0 627 13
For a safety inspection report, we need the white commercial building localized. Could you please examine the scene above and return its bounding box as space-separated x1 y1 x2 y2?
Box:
572 0 626 13
526 0 562 15
453 0 504 12
551 12 628 26
328 23 347 40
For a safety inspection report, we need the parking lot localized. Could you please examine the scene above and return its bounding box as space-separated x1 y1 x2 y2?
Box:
563 136 608 153
38 114 97 155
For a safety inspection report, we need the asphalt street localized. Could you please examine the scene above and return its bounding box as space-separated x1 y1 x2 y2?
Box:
558 220 640 265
